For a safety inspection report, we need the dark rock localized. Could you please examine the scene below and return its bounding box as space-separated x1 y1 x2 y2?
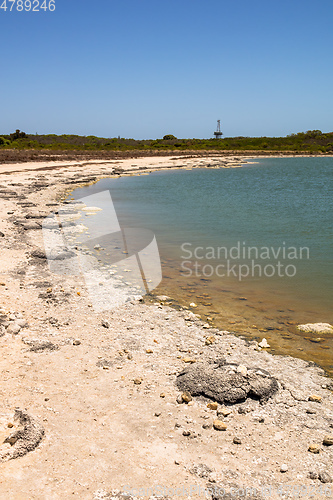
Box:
22 222 42 230
319 472 332 483
96 359 114 368
29 341 59 352
0 409 44 462
190 463 213 478
309 471 319 480
176 363 278 404
101 319 110 328
0 231 4 237
30 249 47 259
233 437 242 444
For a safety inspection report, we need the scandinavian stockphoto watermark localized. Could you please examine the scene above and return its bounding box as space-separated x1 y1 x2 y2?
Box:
180 241 310 281
42 190 162 312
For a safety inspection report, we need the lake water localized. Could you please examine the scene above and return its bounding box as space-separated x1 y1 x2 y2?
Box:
71 157 333 376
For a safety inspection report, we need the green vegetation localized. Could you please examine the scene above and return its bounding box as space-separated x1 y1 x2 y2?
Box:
0 129 332 153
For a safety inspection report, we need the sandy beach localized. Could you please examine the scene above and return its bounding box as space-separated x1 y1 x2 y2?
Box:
0 154 332 500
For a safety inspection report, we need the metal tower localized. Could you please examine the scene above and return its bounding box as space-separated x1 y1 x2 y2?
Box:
214 119 223 139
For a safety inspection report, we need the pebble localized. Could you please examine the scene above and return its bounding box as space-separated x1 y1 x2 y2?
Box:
309 471 318 480
233 437 242 444
323 435 333 446
205 336 215 345
237 365 248 376
280 464 288 473
154 412 161 417
213 420 227 431
181 392 192 403
308 444 320 454
258 338 270 348
308 395 322 403
306 409 317 414
160 393 166 398
182 430 191 436
202 423 212 429
182 358 196 363
133 378 142 385
16 319 27 328
318 472 332 484
146 349 153 354
207 402 218 410
7 423 13 428
7 323 21 335
101 320 110 328
73 339 81 345
218 408 232 418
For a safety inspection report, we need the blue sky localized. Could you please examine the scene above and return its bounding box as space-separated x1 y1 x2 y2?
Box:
0 0 332 139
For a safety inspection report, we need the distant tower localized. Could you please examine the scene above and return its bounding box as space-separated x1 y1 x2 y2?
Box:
214 119 223 139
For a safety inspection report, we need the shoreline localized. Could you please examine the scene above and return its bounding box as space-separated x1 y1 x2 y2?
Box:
0 155 332 498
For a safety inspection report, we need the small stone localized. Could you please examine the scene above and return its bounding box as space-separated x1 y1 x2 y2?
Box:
181 392 192 403
146 349 153 354
258 338 270 348
306 408 317 414
297 323 333 334
205 336 215 345
101 319 110 328
280 464 288 473
308 444 320 454
233 437 242 444
213 420 227 431
7 423 14 428
73 339 81 345
323 435 333 446
207 402 218 410
189 303 197 308
182 357 196 363
309 471 318 480
174 460 180 465
237 365 248 376
202 423 212 429
318 472 332 484
127 353 133 360
176 395 183 404
46 287 52 293
308 395 322 403
133 378 142 385
7 322 21 335
160 392 166 398
218 408 232 418
182 430 191 436
103 365 109 370
15 319 28 328
154 412 161 417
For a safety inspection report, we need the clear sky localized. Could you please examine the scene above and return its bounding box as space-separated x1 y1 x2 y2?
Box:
1 0 332 139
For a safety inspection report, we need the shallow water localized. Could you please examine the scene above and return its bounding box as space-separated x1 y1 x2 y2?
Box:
71 158 333 375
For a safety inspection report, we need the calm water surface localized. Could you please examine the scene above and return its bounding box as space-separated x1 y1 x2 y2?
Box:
72 158 333 375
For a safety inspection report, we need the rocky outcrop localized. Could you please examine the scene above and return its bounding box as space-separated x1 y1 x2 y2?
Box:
176 361 279 404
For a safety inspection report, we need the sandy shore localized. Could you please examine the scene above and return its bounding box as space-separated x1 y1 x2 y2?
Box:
0 155 332 499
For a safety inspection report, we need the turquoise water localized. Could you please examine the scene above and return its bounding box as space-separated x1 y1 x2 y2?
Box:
72 157 333 374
